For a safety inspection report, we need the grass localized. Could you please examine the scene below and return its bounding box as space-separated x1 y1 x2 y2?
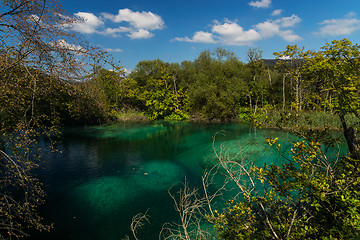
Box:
256 110 360 131
116 109 150 123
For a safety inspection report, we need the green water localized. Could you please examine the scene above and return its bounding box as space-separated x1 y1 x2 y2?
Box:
30 122 313 239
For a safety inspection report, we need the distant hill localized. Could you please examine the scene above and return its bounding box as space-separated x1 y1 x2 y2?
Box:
262 59 291 67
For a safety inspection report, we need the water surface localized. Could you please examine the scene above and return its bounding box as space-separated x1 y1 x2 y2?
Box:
31 122 302 239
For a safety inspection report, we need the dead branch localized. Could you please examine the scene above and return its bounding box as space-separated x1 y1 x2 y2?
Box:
130 209 150 240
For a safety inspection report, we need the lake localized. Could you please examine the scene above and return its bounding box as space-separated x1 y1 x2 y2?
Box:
30 121 305 239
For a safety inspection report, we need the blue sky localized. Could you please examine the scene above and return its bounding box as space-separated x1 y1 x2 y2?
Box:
61 0 360 72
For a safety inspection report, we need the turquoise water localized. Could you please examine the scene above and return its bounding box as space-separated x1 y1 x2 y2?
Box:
30 122 318 239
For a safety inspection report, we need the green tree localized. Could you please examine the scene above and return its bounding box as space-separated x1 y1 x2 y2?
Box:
208 40 360 240
305 39 360 158
210 136 360 239
274 45 309 111
129 59 168 86
244 48 269 114
138 66 189 120
188 48 246 121
87 67 125 117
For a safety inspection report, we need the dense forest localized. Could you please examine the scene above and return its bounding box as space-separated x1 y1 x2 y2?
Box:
0 0 360 239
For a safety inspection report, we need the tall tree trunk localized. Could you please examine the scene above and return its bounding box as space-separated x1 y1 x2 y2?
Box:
339 113 360 159
172 76 179 110
282 74 286 111
267 68 272 84
248 95 252 109
254 98 259 115
324 90 329 113
295 73 301 111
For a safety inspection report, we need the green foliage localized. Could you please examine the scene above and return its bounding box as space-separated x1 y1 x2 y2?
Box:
139 68 190 120
211 137 360 239
85 66 129 121
118 78 143 109
0 66 111 128
127 62 190 120
116 109 150 122
238 105 274 127
305 39 360 116
305 39 360 157
258 110 359 131
274 45 309 111
188 48 247 121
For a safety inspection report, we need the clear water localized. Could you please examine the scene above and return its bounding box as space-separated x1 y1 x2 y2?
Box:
29 122 313 239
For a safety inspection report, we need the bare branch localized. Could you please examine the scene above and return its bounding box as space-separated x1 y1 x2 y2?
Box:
130 209 150 240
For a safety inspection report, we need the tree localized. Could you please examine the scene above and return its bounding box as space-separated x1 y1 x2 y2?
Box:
245 48 268 114
210 135 360 239
188 48 246 121
129 59 168 86
87 67 125 117
138 65 189 120
0 0 114 238
306 39 360 158
274 45 308 111
208 40 360 239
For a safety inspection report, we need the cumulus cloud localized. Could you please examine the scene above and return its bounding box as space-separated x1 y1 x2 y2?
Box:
173 31 216 43
272 9 283 16
102 8 164 30
256 21 280 38
104 48 123 53
316 13 360 36
212 22 261 45
127 29 153 39
257 15 302 41
274 14 301 27
73 12 104 34
72 9 164 39
249 0 271 8
174 15 302 45
102 27 131 37
279 30 302 42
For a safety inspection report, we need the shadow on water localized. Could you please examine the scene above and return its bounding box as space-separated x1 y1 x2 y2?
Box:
29 121 329 240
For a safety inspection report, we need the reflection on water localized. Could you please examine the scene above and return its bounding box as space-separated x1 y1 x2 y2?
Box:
30 121 319 240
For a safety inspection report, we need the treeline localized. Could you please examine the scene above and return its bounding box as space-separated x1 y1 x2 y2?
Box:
3 39 358 128
92 39 359 124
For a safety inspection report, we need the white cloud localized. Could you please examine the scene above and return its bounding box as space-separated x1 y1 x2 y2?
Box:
72 9 164 40
212 22 261 45
104 48 123 53
102 8 164 30
279 30 302 42
29 14 41 22
73 12 104 34
275 14 302 27
346 11 356 18
256 21 280 38
102 27 132 37
174 15 302 45
192 31 216 43
278 55 291 60
127 29 153 39
249 0 271 8
317 13 360 36
50 40 84 52
173 31 216 43
257 16 302 41
272 9 283 16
